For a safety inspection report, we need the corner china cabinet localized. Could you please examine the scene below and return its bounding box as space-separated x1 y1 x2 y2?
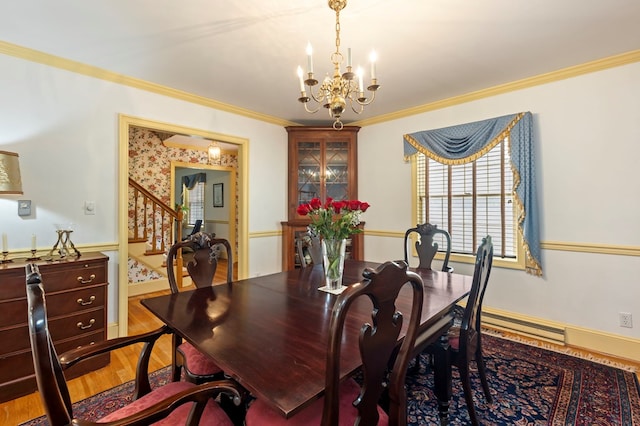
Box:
281 126 363 270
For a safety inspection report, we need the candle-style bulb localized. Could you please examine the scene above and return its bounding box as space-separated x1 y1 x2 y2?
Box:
369 50 377 80
306 42 314 74
297 66 305 91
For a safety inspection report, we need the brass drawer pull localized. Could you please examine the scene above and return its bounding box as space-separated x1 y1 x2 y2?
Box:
77 319 96 330
77 274 96 284
77 295 96 306
77 341 96 349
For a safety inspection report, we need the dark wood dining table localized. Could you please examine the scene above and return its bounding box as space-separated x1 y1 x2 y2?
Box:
141 259 472 423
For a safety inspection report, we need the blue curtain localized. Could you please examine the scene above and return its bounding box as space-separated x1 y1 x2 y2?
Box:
403 112 542 276
182 173 207 190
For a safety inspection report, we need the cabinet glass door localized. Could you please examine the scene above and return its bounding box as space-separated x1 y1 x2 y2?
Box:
325 141 349 201
297 141 321 205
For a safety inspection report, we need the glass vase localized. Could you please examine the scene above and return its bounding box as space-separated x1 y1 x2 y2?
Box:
321 238 347 290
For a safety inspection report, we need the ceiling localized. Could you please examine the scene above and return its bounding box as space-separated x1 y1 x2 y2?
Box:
1 1 639 127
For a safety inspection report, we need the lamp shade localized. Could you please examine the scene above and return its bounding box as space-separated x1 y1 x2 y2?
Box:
0 151 23 194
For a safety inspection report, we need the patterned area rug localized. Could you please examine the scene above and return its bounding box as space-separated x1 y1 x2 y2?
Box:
20 335 640 425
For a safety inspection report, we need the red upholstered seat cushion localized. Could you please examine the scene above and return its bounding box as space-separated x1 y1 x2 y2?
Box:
178 342 223 376
448 326 461 351
245 377 389 425
99 380 233 425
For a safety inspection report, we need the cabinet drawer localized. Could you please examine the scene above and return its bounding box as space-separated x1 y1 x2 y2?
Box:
0 254 108 299
0 325 29 354
48 286 106 317
0 285 106 328
49 308 105 341
0 330 106 385
0 351 34 385
39 263 107 293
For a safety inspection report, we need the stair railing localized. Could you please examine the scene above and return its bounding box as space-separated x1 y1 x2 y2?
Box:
128 177 185 288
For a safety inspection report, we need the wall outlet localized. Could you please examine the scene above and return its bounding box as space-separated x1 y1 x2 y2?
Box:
619 312 633 328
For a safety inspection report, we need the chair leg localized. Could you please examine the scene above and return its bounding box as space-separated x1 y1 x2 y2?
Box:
475 348 493 403
458 362 480 426
171 334 183 382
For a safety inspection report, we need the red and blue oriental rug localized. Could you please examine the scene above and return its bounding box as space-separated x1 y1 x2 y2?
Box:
19 335 640 425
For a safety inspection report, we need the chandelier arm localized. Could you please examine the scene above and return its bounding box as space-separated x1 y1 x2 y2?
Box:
302 101 323 114
308 86 326 104
354 89 377 107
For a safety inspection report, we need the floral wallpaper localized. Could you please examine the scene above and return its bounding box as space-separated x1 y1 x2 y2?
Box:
128 127 238 284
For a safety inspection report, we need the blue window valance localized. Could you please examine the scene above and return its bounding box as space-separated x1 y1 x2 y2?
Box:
182 173 207 190
403 112 542 276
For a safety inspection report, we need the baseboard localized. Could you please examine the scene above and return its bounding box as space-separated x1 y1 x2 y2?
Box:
565 326 640 364
481 305 640 364
108 323 119 339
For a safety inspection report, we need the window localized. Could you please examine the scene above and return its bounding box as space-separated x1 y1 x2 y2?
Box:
187 182 205 225
415 138 516 260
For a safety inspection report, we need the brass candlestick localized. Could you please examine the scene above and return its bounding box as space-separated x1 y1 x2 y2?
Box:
27 249 40 261
1 251 12 264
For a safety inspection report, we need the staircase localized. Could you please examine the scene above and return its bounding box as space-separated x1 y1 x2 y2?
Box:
128 178 188 295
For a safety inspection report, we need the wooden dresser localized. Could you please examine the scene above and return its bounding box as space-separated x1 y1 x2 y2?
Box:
0 252 109 402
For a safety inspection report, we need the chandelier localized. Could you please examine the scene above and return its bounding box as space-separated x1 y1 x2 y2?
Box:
208 141 221 163
296 0 380 130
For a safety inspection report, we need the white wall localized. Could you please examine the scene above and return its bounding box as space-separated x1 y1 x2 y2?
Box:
358 61 640 340
0 53 287 325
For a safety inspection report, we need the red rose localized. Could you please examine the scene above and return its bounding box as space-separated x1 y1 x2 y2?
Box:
324 197 334 209
309 198 322 210
359 202 370 212
297 204 311 216
348 200 361 211
332 201 345 214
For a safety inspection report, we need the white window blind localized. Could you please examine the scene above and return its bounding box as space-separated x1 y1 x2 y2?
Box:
416 139 516 258
187 182 205 225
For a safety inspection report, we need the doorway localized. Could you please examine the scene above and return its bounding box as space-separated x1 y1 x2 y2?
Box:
118 114 249 337
173 162 236 262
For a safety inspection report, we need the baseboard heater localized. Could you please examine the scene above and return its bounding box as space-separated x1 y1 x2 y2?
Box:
482 311 566 345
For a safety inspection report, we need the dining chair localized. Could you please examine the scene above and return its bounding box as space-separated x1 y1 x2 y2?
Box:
166 232 234 383
245 260 424 426
296 228 322 268
404 223 453 272
428 235 494 426
25 263 244 426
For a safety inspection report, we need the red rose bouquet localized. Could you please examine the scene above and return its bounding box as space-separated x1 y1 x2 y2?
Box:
296 197 370 240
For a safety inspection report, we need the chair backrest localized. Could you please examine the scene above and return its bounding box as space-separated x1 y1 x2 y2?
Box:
323 260 424 426
459 235 493 357
26 263 75 425
182 219 203 240
296 228 322 268
404 223 452 272
167 232 233 293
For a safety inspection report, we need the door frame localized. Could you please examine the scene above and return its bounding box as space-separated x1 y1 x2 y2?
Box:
172 162 237 263
118 114 249 337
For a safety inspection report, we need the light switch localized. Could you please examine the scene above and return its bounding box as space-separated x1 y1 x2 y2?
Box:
18 200 31 216
84 201 96 215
